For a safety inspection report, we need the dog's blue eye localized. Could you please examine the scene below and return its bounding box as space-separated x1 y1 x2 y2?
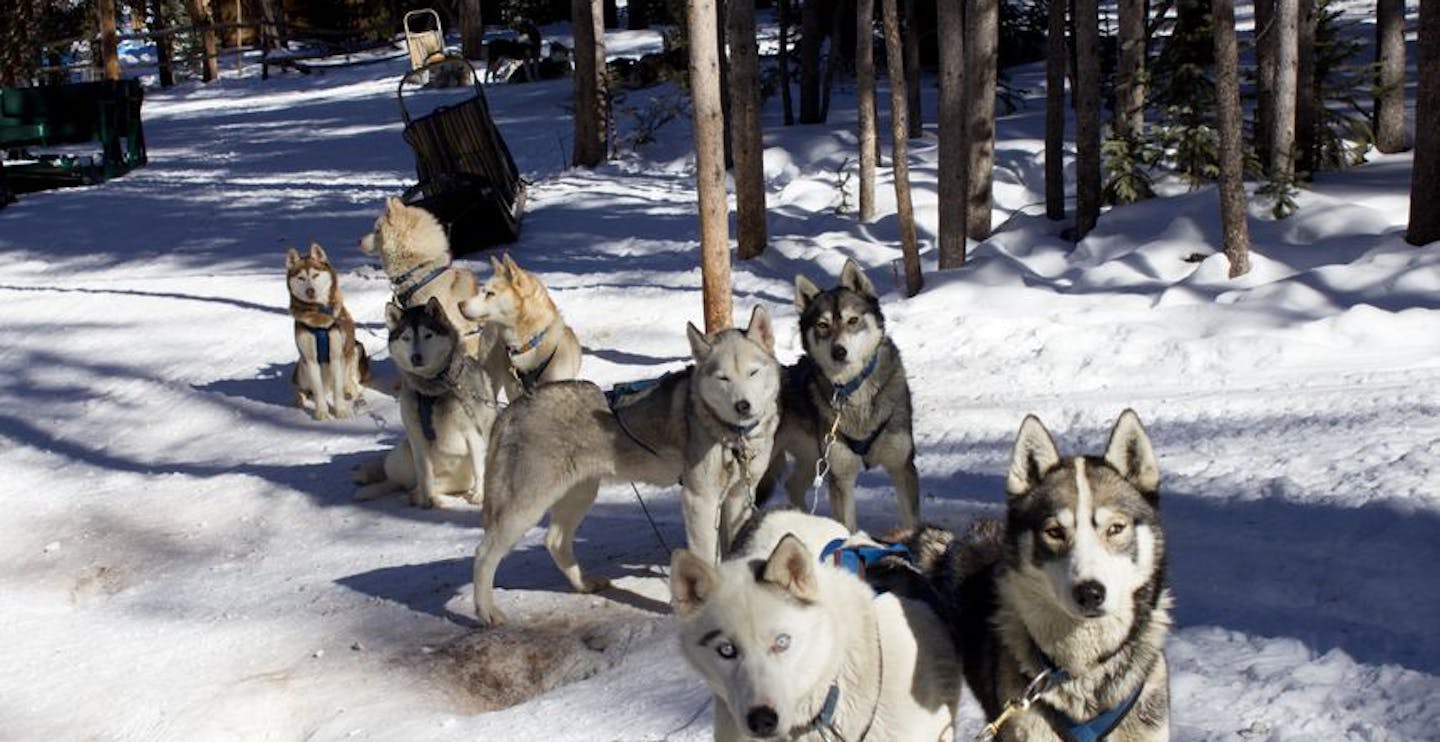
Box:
716 641 737 659
773 634 791 653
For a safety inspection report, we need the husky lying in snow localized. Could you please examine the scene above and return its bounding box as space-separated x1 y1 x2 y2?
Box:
287 242 368 420
458 253 582 396
670 509 959 741
471 307 782 626
760 258 919 531
880 410 1172 741
352 299 493 508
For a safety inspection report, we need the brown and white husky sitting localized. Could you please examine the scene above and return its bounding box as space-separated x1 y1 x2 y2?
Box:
458 254 582 396
287 242 369 420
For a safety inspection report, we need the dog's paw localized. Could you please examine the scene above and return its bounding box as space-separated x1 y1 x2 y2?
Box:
579 576 611 594
333 405 352 419
477 606 508 627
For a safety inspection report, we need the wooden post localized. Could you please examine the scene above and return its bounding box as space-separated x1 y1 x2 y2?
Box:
689 0 733 331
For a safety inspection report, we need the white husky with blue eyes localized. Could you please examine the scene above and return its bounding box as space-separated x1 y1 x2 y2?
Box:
670 510 959 741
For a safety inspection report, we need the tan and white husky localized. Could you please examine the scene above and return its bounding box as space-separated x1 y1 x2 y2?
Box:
458 254 582 396
287 242 368 420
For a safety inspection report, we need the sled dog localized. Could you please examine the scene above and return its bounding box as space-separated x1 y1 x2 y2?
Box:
670 509 959 741
760 258 919 531
458 253 582 396
882 410 1172 741
287 242 369 420
352 298 493 508
471 307 782 626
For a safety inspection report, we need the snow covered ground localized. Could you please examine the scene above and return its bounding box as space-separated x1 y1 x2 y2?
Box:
2 13 1438 741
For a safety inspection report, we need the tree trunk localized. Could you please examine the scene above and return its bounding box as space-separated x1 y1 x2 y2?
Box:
185 0 219 82
1375 0 1407 153
718 0 733 169
256 0 285 49
1254 0 1275 167
903 0 922 138
881 0 923 296
857 0 879 221
821 0 845 122
1115 0 1145 141
572 0 608 166
1073 0 1101 239
97 0 122 81
153 0 175 87
0 0 37 86
1408 0 1440 246
1295 0 1316 177
1045 0 1066 220
604 0 619 27
800 0 826 123
689 0 735 329
460 0 484 60
1213 0 1251 277
965 0 998 240
729 0 768 258
629 0 650 28
1270 0 1298 183
937 0 966 266
779 0 795 125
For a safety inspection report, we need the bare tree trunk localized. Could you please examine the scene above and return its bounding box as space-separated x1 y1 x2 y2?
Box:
881 0 923 296
1270 0 1298 183
1213 0 1251 277
857 0 879 221
937 0 967 266
153 0 175 87
1073 0 1101 239
821 0 845 122
97 0 121 81
0 0 37 86
1295 0 1316 177
628 0 649 28
256 0 286 49
1375 0 1407 153
800 0 826 123
572 0 608 167
1254 0 1275 167
717 0 733 169
1408 0 1440 246
965 0 998 240
729 0 768 258
1115 0 1145 141
903 0 922 138
185 0 219 82
779 0 795 125
460 0 484 60
689 0 734 329
1045 0 1066 220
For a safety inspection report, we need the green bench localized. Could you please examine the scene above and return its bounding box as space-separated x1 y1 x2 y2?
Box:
0 79 148 195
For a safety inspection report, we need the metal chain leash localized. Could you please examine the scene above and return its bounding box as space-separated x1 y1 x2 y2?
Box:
973 667 1065 742
809 391 844 515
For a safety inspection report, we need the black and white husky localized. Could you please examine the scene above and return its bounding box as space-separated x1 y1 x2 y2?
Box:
760 258 919 531
883 410 1172 741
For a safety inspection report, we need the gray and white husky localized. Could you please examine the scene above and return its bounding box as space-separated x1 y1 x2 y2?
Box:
471 307 783 626
761 259 919 531
883 410 1172 741
670 509 959 741
351 298 495 508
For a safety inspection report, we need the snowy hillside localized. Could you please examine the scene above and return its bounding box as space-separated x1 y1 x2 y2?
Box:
2 14 1438 742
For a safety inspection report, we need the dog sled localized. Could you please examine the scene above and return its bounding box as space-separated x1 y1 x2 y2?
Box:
397 55 525 255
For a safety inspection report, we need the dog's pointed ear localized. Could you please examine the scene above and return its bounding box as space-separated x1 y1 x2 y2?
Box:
489 254 508 279
424 295 446 318
794 274 821 312
504 254 533 289
385 196 403 215
384 301 404 331
762 535 819 603
308 241 327 263
839 259 877 299
687 322 713 362
1104 409 1160 498
670 549 718 617
745 305 775 354
285 247 301 269
1007 415 1061 498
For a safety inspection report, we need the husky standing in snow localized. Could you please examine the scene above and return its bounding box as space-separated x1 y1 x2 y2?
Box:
882 410 1172 741
670 509 960 741
760 258 919 531
471 307 782 626
458 253 582 395
353 298 493 508
287 242 369 420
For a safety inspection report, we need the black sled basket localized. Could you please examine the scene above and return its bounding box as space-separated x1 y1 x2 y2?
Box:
398 56 526 255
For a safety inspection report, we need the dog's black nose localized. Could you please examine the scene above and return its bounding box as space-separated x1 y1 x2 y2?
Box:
1073 581 1106 612
831 345 848 362
734 399 752 416
410 353 423 366
746 706 778 736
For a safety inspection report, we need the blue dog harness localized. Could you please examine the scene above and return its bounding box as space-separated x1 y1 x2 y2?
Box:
391 261 451 307
299 306 336 364
1033 651 1147 742
819 539 911 582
